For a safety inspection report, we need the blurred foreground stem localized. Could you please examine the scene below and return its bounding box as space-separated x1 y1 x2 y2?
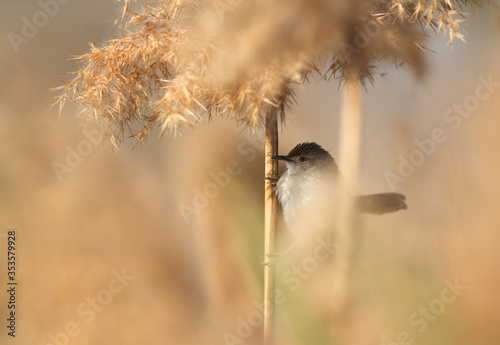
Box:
333 74 362 312
264 109 278 345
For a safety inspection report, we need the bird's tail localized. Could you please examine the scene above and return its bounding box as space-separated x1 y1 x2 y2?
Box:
354 193 407 215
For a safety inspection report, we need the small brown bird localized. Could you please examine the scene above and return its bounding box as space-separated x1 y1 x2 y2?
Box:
272 142 407 232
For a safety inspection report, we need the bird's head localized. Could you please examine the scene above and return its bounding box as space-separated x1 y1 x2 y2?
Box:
272 142 336 174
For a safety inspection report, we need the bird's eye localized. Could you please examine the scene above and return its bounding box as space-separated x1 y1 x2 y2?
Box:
299 156 307 162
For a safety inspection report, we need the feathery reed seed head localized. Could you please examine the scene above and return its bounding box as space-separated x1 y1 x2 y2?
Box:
58 0 482 145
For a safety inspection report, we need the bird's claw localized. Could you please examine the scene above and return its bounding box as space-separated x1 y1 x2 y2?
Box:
261 253 281 266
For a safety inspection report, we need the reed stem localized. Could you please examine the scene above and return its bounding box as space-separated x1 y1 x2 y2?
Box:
263 109 278 345
333 74 362 311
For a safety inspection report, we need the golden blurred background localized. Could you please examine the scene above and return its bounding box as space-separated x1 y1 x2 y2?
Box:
1 1 500 345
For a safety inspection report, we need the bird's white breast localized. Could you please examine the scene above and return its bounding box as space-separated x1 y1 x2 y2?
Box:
276 168 334 230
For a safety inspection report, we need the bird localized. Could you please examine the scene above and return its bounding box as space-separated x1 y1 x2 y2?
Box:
272 142 407 235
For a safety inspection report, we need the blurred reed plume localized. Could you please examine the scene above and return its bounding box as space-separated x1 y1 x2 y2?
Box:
57 0 481 143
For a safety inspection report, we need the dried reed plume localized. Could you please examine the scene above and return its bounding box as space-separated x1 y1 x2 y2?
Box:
57 0 483 144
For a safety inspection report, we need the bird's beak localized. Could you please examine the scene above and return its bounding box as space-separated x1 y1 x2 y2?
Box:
271 155 293 162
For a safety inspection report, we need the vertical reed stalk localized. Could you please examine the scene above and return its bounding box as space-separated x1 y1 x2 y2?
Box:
264 109 278 345
333 74 362 311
